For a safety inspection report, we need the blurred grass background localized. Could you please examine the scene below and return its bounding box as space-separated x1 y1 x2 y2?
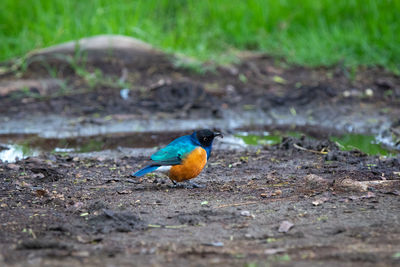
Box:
1 0 399 72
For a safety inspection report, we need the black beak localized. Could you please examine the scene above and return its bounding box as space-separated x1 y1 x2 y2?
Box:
214 132 223 138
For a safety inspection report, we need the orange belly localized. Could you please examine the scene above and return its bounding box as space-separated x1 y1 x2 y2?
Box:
169 147 207 182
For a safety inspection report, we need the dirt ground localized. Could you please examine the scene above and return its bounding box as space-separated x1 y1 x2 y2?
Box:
0 37 400 266
1 37 399 125
1 140 400 267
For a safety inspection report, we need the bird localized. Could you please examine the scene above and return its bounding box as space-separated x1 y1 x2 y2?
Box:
131 129 223 187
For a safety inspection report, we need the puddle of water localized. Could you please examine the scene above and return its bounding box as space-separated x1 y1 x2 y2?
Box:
0 131 190 162
235 131 302 146
0 129 397 163
0 144 40 163
236 131 396 156
330 134 396 156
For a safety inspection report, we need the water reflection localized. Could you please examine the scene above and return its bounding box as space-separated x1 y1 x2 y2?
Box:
0 144 39 163
0 129 397 163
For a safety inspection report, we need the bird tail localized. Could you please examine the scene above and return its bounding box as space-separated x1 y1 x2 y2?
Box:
131 165 160 177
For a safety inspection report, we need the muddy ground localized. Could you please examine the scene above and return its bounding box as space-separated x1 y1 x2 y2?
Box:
1 140 400 267
0 36 400 266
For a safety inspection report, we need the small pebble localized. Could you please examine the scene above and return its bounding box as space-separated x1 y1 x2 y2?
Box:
240 210 251 217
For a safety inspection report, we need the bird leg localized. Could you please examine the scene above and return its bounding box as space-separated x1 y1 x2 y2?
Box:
168 178 182 188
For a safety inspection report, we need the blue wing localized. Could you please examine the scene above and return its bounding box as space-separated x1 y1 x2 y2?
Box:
151 135 196 165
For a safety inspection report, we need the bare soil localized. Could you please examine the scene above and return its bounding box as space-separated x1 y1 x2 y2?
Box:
1 140 400 267
0 40 400 266
1 45 399 125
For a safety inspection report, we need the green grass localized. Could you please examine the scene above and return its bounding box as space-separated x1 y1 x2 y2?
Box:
1 0 399 72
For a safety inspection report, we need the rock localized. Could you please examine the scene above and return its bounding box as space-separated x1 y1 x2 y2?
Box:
304 174 330 189
240 210 255 218
33 35 160 56
338 179 368 192
241 210 250 216
96 156 106 162
202 241 224 247
312 197 329 206
272 189 282 196
337 179 398 192
278 220 294 233
375 78 393 89
117 189 132 194
28 35 168 68
26 157 47 165
72 250 90 257
30 167 63 182
264 248 286 255
7 164 20 170
32 173 45 179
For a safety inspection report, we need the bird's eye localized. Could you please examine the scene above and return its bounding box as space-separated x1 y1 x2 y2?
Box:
203 137 207 141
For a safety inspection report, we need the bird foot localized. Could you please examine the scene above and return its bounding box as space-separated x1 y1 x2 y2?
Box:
187 181 205 188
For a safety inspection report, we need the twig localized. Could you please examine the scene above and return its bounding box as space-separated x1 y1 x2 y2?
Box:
148 224 187 229
293 143 328 155
216 196 301 209
216 201 259 208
